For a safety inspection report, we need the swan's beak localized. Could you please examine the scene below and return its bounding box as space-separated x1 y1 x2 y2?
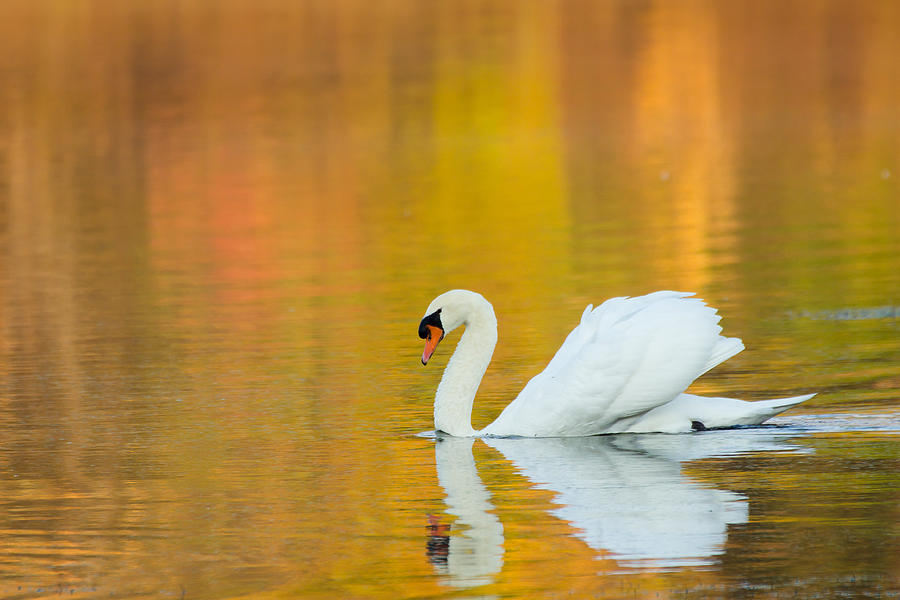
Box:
421 325 444 365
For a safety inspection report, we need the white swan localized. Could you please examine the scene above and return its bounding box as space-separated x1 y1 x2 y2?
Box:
418 289 814 437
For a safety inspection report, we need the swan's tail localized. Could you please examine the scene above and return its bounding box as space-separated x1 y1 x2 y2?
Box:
748 393 816 420
694 393 816 429
624 392 816 433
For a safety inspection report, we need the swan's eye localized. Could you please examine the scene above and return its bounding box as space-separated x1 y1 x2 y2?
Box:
418 308 443 339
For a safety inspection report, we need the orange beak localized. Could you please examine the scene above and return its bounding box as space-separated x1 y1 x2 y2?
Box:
421 325 444 365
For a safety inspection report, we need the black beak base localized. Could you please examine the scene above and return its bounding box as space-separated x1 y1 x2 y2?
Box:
418 308 443 339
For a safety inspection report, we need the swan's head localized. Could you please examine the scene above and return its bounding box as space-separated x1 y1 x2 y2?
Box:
418 289 491 365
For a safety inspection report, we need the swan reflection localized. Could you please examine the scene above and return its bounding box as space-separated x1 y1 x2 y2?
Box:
429 436 504 589
429 430 804 585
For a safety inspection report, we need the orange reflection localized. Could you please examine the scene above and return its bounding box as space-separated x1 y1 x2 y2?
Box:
0 0 897 598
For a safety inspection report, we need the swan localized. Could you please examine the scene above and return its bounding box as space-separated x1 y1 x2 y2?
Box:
418 289 814 437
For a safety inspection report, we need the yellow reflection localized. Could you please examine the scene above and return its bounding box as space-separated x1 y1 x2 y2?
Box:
425 2 571 296
0 1 898 599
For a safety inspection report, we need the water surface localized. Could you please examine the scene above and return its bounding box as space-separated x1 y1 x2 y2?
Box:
0 1 898 598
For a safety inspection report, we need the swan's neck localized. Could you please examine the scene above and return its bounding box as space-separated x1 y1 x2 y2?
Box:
434 306 497 437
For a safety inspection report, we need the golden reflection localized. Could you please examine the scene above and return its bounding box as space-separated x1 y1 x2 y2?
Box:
0 0 898 599
628 0 737 293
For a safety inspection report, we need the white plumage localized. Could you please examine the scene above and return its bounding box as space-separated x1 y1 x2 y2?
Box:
418 289 813 437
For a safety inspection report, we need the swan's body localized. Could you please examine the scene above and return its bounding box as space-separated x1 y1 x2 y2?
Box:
418 290 814 437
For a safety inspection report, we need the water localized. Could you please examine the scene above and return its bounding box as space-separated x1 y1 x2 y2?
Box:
1 1 898 598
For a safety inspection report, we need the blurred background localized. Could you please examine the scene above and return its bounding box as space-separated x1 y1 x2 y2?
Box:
0 1 898 599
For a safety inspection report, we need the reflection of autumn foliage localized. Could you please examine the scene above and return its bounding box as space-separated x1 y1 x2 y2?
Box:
0 0 897 599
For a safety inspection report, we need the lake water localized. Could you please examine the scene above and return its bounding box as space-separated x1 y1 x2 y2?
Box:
1 1 898 598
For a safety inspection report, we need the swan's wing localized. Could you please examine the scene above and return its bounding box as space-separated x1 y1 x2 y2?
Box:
482 291 744 437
